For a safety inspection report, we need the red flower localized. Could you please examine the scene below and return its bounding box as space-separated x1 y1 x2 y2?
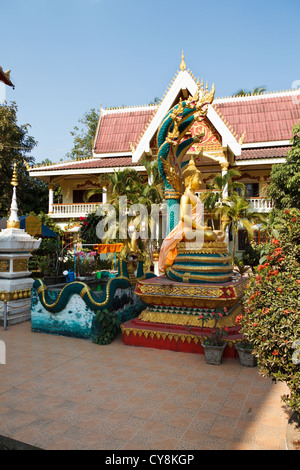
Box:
235 314 243 324
291 217 297 222
284 209 290 214
296 280 300 285
272 239 280 245
79 216 86 221
277 286 283 293
272 350 279 355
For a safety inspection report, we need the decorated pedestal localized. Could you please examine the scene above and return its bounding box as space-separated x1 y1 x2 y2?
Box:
0 164 41 326
121 274 248 358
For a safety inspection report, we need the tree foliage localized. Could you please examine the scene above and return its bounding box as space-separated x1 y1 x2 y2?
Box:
268 120 300 209
65 108 99 160
233 86 267 97
0 101 48 216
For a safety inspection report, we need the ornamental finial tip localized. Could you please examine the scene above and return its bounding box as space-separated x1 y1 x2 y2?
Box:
180 51 186 71
11 162 18 187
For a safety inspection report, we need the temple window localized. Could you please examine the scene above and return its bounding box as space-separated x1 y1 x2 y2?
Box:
73 189 102 203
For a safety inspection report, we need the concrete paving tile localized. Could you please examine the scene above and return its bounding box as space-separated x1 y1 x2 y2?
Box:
0 322 291 450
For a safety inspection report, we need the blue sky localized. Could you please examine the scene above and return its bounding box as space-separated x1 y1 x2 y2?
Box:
1 0 299 163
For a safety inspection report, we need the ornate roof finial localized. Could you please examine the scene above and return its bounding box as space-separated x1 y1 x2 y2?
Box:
11 162 18 187
239 130 246 145
180 51 186 71
7 162 20 229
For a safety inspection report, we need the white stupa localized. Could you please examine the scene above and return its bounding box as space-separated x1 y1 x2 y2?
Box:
0 163 41 326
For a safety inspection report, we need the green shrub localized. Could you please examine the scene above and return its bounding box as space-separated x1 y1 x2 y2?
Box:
239 208 300 413
242 243 262 268
93 308 120 345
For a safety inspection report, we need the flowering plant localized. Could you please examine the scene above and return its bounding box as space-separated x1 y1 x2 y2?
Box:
186 307 229 346
239 208 300 413
75 250 98 276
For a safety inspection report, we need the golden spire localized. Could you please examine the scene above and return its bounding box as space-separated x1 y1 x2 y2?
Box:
180 51 186 71
11 162 18 186
7 162 20 229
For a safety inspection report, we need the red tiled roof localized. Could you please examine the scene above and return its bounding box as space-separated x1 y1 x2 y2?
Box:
214 93 300 143
238 146 290 160
94 108 157 154
31 157 138 172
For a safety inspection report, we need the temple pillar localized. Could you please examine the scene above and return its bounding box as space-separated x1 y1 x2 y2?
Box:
221 161 229 199
102 186 107 204
48 184 54 214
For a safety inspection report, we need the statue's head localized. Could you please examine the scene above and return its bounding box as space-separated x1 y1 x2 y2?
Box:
182 157 201 190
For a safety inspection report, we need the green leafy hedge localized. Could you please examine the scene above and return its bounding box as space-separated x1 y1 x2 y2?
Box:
239 208 300 413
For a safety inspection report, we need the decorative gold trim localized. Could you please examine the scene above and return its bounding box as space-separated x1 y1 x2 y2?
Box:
13 259 28 272
167 267 232 282
138 306 241 327
0 290 31 302
137 282 224 298
80 286 90 299
6 220 20 229
171 263 233 272
0 259 10 272
175 255 232 264
178 241 228 250
120 325 237 348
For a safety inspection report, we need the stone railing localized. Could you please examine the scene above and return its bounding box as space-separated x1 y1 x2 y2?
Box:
196 192 273 213
247 197 273 212
51 203 101 218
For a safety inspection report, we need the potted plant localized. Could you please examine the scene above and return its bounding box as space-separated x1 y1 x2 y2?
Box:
234 314 257 367
187 309 229 365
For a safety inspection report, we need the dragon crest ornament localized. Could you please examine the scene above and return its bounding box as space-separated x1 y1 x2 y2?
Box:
157 82 216 196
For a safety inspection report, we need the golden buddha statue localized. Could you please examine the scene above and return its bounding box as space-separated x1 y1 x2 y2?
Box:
158 157 225 273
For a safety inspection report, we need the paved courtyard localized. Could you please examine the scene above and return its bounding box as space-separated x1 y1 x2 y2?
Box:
0 321 290 450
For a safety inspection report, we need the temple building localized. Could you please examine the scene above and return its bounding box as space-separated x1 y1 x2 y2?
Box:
28 56 300 254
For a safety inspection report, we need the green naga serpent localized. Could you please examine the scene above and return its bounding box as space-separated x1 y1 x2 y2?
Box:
33 258 156 314
157 82 215 234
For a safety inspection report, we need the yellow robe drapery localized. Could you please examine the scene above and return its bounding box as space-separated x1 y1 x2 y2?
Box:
158 198 203 272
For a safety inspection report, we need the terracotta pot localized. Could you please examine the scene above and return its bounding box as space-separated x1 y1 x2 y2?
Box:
202 341 226 365
235 343 257 367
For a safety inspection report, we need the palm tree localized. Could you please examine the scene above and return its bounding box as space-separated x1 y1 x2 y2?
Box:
83 168 143 205
216 194 266 261
83 159 164 261
233 86 267 97
203 169 245 229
